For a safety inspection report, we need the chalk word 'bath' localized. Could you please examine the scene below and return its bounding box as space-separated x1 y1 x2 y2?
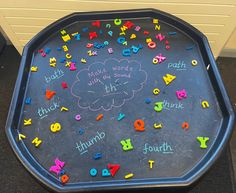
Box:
45 69 64 83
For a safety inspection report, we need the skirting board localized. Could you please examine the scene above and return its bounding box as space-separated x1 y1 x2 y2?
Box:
220 49 236 58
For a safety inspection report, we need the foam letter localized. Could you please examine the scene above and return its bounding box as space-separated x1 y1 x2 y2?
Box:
197 137 209 149
120 138 133 151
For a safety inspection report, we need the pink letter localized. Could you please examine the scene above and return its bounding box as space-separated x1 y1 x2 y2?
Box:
176 89 187 100
49 158 65 175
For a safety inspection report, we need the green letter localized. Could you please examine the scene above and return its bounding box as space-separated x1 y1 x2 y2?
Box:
197 137 209 149
120 138 133 151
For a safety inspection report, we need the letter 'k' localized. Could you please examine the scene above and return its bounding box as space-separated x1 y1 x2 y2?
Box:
49 158 65 175
24 119 32 126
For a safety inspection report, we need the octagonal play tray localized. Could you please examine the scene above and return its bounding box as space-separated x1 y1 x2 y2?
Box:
5 9 235 192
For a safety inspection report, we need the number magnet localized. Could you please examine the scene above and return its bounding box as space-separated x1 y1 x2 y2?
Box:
50 122 61 133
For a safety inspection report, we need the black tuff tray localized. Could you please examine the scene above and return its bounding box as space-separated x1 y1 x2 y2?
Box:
5 9 235 193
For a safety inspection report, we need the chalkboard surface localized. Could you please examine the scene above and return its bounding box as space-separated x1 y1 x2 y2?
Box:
5 9 235 193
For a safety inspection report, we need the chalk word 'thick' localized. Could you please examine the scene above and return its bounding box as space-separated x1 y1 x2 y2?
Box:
37 101 60 119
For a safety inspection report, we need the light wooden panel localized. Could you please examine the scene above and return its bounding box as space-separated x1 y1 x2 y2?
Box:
0 0 235 57
224 28 236 50
220 28 236 57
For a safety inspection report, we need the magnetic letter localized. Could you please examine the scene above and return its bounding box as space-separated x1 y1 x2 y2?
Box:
163 74 176 85
120 139 133 151
197 137 209 149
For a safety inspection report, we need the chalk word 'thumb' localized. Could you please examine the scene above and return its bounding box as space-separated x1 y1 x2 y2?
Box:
75 131 105 155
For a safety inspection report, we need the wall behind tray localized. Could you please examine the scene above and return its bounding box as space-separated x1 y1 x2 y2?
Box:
0 0 235 58
220 28 236 57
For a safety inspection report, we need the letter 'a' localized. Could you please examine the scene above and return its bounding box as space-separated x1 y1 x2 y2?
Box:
163 74 176 85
